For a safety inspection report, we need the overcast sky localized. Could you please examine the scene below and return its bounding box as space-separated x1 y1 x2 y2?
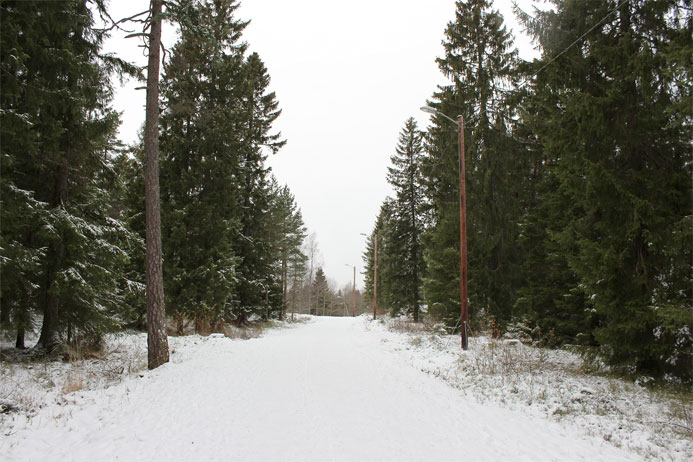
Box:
103 0 542 290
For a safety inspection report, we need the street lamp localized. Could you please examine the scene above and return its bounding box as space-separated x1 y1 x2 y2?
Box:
420 105 468 350
344 264 357 317
361 232 379 321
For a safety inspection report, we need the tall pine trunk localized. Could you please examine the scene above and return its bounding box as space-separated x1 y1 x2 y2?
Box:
144 0 169 370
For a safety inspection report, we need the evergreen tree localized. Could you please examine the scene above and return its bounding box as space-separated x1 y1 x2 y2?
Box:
286 249 308 319
233 52 285 324
267 180 307 319
422 0 522 329
160 0 247 330
111 150 147 330
311 267 331 315
518 0 692 379
385 118 427 321
371 199 397 316
160 0 285 328
362 232 375 305
1 0 139 352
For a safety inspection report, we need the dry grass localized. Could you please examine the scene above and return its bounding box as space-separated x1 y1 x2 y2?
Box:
464 339 559 376
389 318 444 336
61 371 85 395
383 316 693 460
662 390 693 438
223 324 263 339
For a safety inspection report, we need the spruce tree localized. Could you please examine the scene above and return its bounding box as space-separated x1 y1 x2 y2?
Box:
233 52 285 324
520 0 692 379
160 0 248 330
160 0 285 328
267 180 307 319
311 267 330 316
385 118 427 321
374 199 397 316
422 0 522 329
1 0 139 352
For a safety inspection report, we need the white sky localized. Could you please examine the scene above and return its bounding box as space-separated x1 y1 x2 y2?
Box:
103 0 542 290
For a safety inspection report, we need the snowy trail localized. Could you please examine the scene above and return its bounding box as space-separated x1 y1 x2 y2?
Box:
3 317 639 461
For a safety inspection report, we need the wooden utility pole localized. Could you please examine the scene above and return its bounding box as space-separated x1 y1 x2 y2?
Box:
352 266 356 316
457 115 468 350
281 248 287 320
372 237 378 320
420 105 469 350
144 0 169 369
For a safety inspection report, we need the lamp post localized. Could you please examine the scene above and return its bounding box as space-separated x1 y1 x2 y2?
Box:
420 105 468 350
345 264 357 317
361 232 379 320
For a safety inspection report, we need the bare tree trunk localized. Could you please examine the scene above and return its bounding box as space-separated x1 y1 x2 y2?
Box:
144 0 169 370
15 327 25 350
280 249 287 321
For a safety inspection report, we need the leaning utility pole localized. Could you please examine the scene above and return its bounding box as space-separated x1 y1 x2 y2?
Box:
144 0 169 369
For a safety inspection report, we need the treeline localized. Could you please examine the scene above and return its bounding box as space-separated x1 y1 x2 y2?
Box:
292 265 365 317
0 0 307 351
363 0 692 382
283 234 365 317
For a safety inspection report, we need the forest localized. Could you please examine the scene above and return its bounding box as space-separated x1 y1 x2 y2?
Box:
0 0 313 357
363 0 692 382
1 0 691 384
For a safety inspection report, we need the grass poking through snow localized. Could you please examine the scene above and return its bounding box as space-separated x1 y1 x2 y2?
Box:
375 316 692 461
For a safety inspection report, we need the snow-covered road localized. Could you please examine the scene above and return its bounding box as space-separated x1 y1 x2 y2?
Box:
4 317 639 461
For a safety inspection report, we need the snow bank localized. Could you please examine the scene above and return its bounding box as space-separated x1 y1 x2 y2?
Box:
368 316 692 461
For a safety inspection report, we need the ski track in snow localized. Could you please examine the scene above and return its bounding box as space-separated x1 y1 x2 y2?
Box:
2 317 641 461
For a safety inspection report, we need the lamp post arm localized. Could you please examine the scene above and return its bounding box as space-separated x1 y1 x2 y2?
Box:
439 112 460 127
420 106 460 127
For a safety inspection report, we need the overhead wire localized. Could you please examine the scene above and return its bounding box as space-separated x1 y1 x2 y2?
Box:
517 0 630 90
419 0 632 158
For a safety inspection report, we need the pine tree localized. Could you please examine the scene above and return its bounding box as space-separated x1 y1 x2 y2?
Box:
143 0 169 369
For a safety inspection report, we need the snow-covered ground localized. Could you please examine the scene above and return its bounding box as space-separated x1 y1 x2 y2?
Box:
1 316 690 461
370 317 692 461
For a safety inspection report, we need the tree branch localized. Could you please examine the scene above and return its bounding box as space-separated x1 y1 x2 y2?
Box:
95 9 151 34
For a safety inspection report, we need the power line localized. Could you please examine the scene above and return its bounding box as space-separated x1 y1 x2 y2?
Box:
521 0 630 88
